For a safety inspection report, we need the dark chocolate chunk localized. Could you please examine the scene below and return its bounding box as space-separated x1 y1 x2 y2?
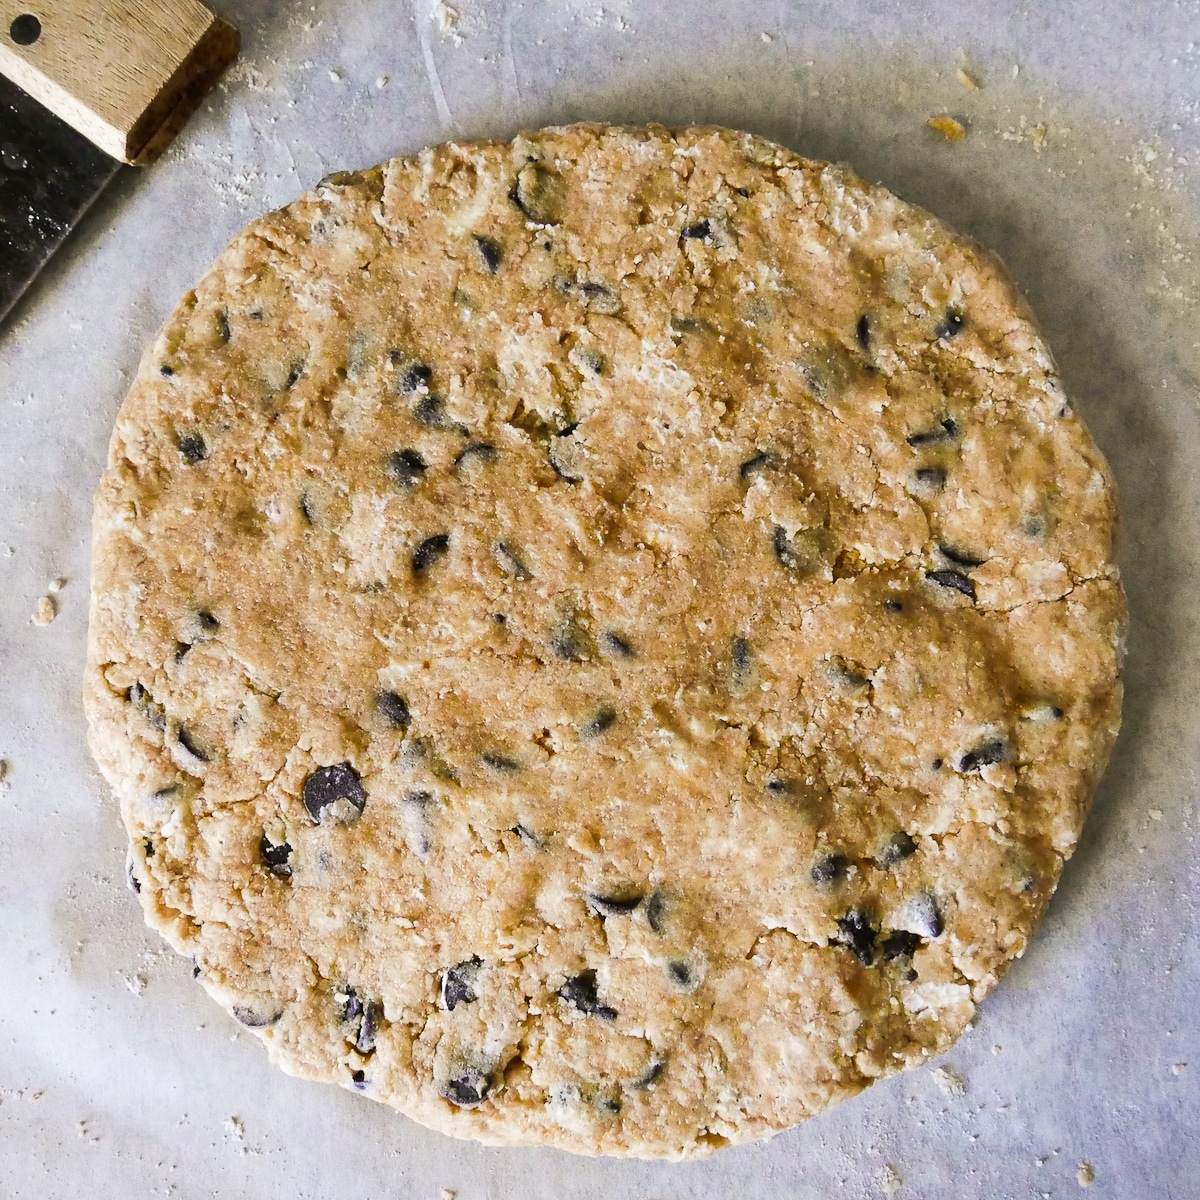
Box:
494 541 532 580
631 1059 663 1089
596 1095 622 1116
260 835 293 879
283 362 304 390
350 1069 367 1088
914 467 948 492
378 690 412 731
549 616 591 661
765 777 792 795
906 417 958 447
578 280 619 309
884 598 904 612
586 892 644 918
493 612 508 625
600 630 636 659
774 525 800 571
558 970 617 1019
176 432 208 464
739 450 773 479
126 854 141 893
855 313 871 350
906 892 944 938
810 852 848 887
231 1004 281 1028
215 311 231 344
473 234 502 273
412 533 451 574
302 762 366 824
481 751 521 773
958 737 1008 773
441 1069 490 1108
299 492 315 524
387 448 428 488
938 543 985 568
511 823 542 848
510 163 565 224
667 961 693 988
881 930 922 960
581 706 616 739
455 442 499 470
931 758 944 771
729 637 753 690
936 310 965 339
681 219 711 240
834 909 878 966
926 568 975 599
877 831 917 868
127 682 166 731
396 361 433 393
413 393 449 428
644 889 668 933
441 956 483 1011
160 364 175 377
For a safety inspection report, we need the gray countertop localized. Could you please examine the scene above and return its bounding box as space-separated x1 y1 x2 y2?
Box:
2 1 1198 1196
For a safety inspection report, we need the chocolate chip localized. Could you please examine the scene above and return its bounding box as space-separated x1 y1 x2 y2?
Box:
580 706 617 739
938 543 985 567
494 541 532 580
473 234 502 273
578 281 620 313
958 737 1008 773
906 418 958 447
215 311 231 344
176 432 208 464
160 364 175 377
765 777 792 795
681 219 711 240
914 467 948 493
834 909 877 966
586 892 643 918
232 1005 281 1028
412 533 451 574
126 853 141 893
810 852 848 887
127 682 166 731
351 1069 367 1088
176 723 208 761
455 442 499 471
596 1096 622 1115
481 751 521 773
395 360 433 393
387 448 428 488
877 831 917 868
904 892 944 939
493 612 508 625
739 450 773 479
549 616 592 661
774 525 799 571
441 1069 491 1108
378 690 411 730
631 1059 664 1089
558 970 617 1019
884 598 904 612
341 991 380 1054
667 961 693 988
926 568 975 599
260 835 293 879
881 930 922 960
729 637 754 691
511 823 542 848
931 758 943 770
299 492 315 524
283 362 304 390
302 762 366 824
855 313 871 350
600 630 636 659
510 163 565 224
644 889 668 933
413 393 450 428
194 610 219 637
441 956 483 1011
936 310 965 339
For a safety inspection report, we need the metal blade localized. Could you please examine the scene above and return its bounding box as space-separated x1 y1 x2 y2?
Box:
0 72 122 326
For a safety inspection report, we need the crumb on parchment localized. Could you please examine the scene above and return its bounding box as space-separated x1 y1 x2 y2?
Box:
31 595 56 625
928 115 966 141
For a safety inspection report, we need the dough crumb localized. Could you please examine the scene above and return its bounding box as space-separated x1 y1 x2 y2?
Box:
1077 1161 1096 1187
224 1116 245 1140
0 758 9 787
881 1163 903 1193
49 575 67 593
440 1190 457 1200
760 31 774 43
956 67 978 89
31 595 56 625
1172 1062 1188 1075
933 1065 966 1097
927 115 966 142
118 970 148 995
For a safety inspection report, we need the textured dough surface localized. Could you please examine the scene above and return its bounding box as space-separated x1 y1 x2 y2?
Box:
85 124 1126 1158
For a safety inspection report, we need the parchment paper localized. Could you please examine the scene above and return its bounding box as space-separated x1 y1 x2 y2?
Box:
2 1 1198 1196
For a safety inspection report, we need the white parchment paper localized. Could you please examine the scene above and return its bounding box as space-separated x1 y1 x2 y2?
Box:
2 1 1198 1196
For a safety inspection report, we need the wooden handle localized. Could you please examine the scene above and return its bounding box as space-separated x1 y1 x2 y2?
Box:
0 0 238 163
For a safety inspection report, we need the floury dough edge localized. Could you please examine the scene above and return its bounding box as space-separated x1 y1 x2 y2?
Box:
84 124 1127 1158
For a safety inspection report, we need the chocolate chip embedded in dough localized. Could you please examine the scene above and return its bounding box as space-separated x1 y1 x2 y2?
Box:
630 1059 664 1089
855 313 871 350
739 450 773 479
902 891 944 939
938 543 986 568
412 533 451 575
302 762 367 825
455 442 499 472
441 957 483 1011
176 432 208 464
473 234 503 273
834 909 878 966
260 835 293 879
585 892 644 918
958 737 1009 773
880 930 922 960
667 960 695 989
377 690 412 731
810 852 848 887
549 615 593 661
481 751 521 773
232 1004 282 1028
936 310 966 339
440 1066 491 1108
926 568 976 599
600 630 636 659
494 541 532 580
913 467 949 495
394 359 433 394
387 448 428 488
729 638 754 691
580 706 617 739
644 889 668 933
559 970 617 1019
681 219 711 240
877 831 917 868
177 725 210 763
510 163 565 224
906 417 958 446
127 682 166 731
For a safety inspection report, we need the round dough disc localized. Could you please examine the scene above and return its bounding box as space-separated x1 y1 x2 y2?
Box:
85 124 1126 1158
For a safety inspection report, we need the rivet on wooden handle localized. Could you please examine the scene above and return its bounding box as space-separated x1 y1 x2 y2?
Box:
0 1 238 163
